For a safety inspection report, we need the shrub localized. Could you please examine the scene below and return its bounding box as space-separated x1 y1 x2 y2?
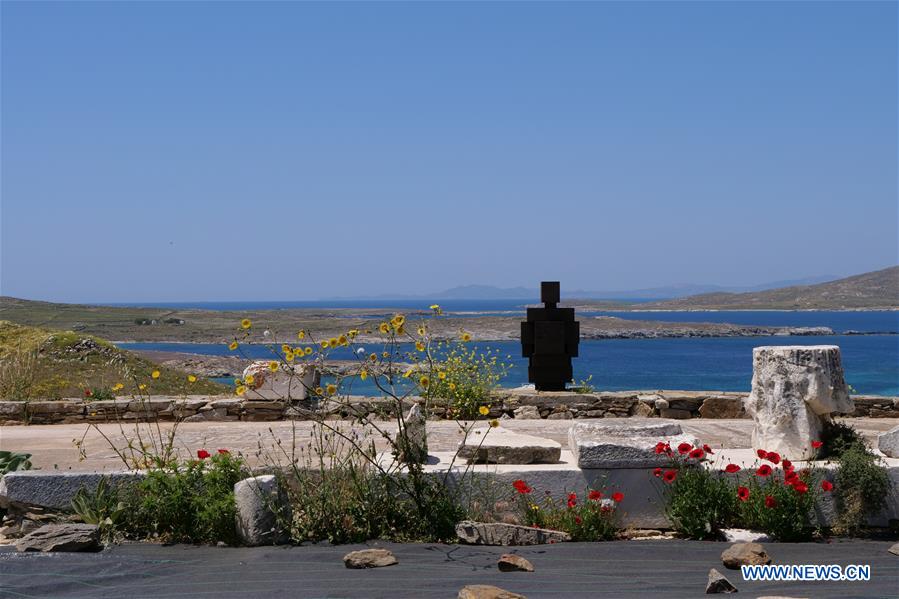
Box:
0 450 32 475
0 350 38 400
427 341 512 418
654 441 736 539
512 479 622 541
833 444 890 535
119 449 245 544
71 477 126 542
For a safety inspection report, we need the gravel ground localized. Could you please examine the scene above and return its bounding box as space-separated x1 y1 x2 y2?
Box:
0 539 896 599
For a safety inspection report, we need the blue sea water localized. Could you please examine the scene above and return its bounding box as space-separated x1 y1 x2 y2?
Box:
119 332 899 397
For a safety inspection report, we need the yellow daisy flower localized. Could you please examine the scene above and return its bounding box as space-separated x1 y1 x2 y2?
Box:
396 325 405 336
138 383 147 391
417 326 426 336
489 419 499 428
348 329 358 338
391 314 405 328
379 322 390 334
461 332 472 342
429 304 440 311
241 319 252 329
449 382 457 391
478 406 489 416
360 369 368 381
315 386 324 395
415 341 425 352
305 347 313 355
268 361 279 372
112 383 124 391
228 341 239 351
338 335 348 346
403 368 414 379
297 330 305 340
369 353 378 362
419 375 430 388
438 371 446 380
245 374 255 385
188 375 197 383
326 383 337 395
320 340 329 349
328 337 339 348
282 344 291 353
151 370 160 379
285 351 294 362
236 385 247 396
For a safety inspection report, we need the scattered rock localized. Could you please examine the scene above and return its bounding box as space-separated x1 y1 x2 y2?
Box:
234 475 291 546
513 406 541 420
568 420 696 468
631 402 654 417
546 411 573 420
659 408 691 420
746 345 853 460
458 427 561 464
455 521 570 546
706 568 738 594
877 425 899 458
497 554 534 572
653 398 669 411
889 542 899 556
15 523 100 552
721 529 770 543
699 396 745 419
721 542 771 569
458 584 527 599
343 548 398 569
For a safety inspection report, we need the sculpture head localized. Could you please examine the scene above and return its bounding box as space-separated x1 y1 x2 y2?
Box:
541 281 560 307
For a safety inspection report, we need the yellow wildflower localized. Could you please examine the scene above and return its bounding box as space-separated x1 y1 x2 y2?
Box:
188 375 197 383
360 369 368 381
430 304 440 311
348 329 358 339
245 374 255 385
338 335 348 346
438 371 446 380
315 386 324 395
285 351 294 362
417 326 426 336
151 370 160 379
449 382 457 391
382 351 389 358
396 325 405 336
233 378 241 386
379 322 390 334
241 319 252 329
415 341 425 352
369 353 377 362
326 383 337 395
305 347 313 355
228 341 239 351
297 330 305 340
112 383 124 391
478 406 489 416
461 332 472 342
236 385 247 396
268 361 279 372
320 340 329 349
419 375 430 388
138 384 147 391
391 314 405 328
489 419 499 428
403 368 414 379
328 337 339 348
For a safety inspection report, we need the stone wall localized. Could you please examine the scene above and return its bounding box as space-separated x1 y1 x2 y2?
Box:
0 390 896 425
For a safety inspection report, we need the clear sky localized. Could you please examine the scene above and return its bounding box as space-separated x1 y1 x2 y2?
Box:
1 1 896 302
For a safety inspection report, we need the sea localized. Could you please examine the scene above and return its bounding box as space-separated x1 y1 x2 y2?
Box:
113 302 899 396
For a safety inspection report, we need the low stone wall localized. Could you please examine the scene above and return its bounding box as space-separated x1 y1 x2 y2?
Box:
1 390 897 425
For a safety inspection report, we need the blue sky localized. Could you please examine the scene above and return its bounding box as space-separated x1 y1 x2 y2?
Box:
2 1 896 302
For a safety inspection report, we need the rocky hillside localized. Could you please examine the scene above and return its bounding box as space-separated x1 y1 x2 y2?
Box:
0 321 227 400
638 266 899 311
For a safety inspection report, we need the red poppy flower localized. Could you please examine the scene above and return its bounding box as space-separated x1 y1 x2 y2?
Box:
724 464 741 474
737 486 750 502
756 464 772 477
611 492 624 503
821 480 833 492
217 449 230 455
588 490 603 501
811 440 823 449
756 449 768 459
702 444 714 454
84 389 93 397
662 470 677 483
567 493 577 508
653 467 663 478
512 479 533 494
197 449 211 459
764 495 777 508
677 442 693 455
784 470 799 485
765 451 781 465
792 482 809 494
654 441 670 455
574 516 583 525
782 459 793 472
688 448 705 460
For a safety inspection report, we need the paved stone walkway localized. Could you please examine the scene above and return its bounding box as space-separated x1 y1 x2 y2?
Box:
1 418 894 471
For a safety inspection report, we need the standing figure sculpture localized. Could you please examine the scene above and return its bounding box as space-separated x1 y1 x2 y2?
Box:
521 281 580 391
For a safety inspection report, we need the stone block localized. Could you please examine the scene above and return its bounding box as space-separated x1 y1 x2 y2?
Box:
234 475 291 546
568 420 696 468
0 471 145 511
699 396 745 419
878 425 899 458
457 427 561 464
15 524 100 553
242 362 317 401
455 520 570 545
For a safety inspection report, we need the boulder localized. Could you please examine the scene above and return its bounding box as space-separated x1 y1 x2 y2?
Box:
455 521 570 546
234 475 290 546
513 406 541 419
706 568 738 594
15 523 100 552
877 425 899 458
631 402 654 418
745 346 853 460
343 548 398 569
568 420 696 468
497 554 534 572
721 542 771 569
0 471 144 511
721 529 770 543
889 543 899 556
398 403 428 464
458 585 527 599
699 396 745 419
458 427 561 464
242 361 318 401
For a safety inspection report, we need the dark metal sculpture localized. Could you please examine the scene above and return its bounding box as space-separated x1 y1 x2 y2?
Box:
521 281 579 391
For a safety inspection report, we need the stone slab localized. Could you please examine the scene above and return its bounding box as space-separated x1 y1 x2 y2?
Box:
0 471 145 510
567 420 694 468
457 427 561 464
877 425 899 458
